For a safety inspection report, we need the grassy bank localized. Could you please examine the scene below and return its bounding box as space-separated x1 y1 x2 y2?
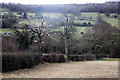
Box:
97 58 120 61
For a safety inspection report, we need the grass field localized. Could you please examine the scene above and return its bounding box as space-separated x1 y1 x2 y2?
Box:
0 28 12 33
0 28 22 33
1 9 119 35
26 12 119 27
81 12 98 20
98 58 120 61
82 12 118 27
1 9 118 27
103 15 118 27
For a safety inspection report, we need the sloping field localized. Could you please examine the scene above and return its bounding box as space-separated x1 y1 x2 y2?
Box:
2 61 118 78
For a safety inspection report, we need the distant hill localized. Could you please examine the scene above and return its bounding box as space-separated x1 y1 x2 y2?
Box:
0 2 119 14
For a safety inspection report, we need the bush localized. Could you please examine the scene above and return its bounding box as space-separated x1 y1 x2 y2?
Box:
95 54 110 60
33 53 41 65
42 55 50 62
95 54 102 60
2 53 19 72
105 12 110 17
82 22 88 26
2 16 18 28
2 36 18 52
17 53 35 69
2 52 41 72
69 54 96 61
57 54 66 63
42 54 57 63
13 28 35 50
42 53 66 63
49 54 57 63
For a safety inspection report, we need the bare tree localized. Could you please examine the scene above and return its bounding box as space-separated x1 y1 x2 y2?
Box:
25 20 55 57
63 14 75 60
25 20 45 56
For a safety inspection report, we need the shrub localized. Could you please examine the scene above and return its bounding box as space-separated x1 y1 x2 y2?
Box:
33 53 41 65
13 28 35 50
42 54 50 62
2 53 19 72
82 22 88 26
113 15 118 18
2 52 41 72
95 54 110 59
74 23 82 26
42 54 57 63
2 15 18 28
2 36 18 52
69 54 96 61
105 12 110 17
49 54 57 63
57 54 66 63
17 53 35 69
42 53 66 63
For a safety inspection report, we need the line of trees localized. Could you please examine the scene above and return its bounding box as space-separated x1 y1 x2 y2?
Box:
0 2 119 14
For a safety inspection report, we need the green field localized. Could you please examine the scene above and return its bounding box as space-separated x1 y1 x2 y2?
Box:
98 58 120 61
1 9 118 27
1 9 119 36
0 28 12 33
0 28 22 33
103 15 118 27
81 12 98 20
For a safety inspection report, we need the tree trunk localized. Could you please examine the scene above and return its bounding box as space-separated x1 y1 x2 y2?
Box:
64 36 68 60
38 33 43 63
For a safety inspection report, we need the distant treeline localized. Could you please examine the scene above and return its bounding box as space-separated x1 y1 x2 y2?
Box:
0 2 119 14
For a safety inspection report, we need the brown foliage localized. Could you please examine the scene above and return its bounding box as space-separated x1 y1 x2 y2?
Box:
2 35 18 52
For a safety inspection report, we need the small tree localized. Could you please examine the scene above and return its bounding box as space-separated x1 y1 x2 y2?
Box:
105 12 110 17
79 17 120 58
97 13 103 22
2 14 18 28
13 28 35 50
8 11 13 17
23 12 27 19
88 22 92 26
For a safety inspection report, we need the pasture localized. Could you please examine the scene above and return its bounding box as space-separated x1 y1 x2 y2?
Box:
2 61 118 78
1 7 119 27
1 11 119 39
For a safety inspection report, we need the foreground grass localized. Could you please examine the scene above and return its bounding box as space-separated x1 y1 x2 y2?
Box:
97 58 120 61
0 28 23 33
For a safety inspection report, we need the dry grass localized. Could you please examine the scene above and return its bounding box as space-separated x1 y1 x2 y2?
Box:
2 61 118 78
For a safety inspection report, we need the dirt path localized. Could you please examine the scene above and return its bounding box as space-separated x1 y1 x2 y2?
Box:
2 61 118 78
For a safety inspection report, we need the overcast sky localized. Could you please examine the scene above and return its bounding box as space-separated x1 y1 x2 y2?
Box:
0 0 118 5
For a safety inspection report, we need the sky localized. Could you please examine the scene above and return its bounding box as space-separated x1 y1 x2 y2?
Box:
0 0 118 5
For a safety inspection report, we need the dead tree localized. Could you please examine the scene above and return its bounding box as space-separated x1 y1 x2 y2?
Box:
25 20 55 55
25 20 45 55
64 14 75 60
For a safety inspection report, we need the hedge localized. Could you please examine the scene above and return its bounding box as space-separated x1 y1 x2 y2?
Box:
2 53 41 72
2 53 19 72
42 54 66 63
69 54 96 61
16 53 35 69
2 52 66 72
